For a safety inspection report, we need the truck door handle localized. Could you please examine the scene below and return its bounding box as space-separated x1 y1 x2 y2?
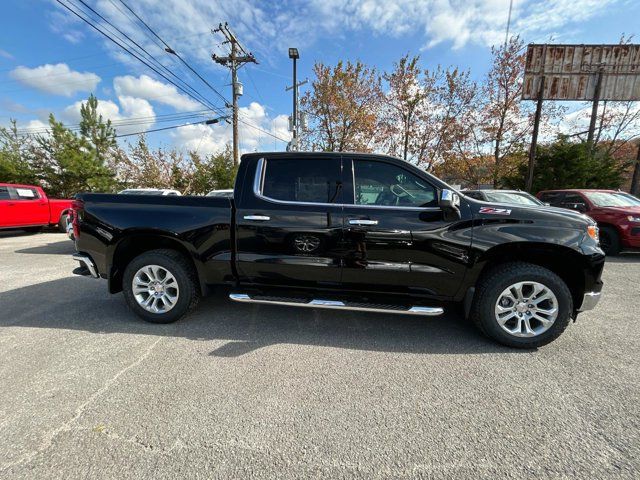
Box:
244 215 271 221
349 219 378 226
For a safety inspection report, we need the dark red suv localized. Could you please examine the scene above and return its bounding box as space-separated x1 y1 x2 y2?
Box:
537 189 640 255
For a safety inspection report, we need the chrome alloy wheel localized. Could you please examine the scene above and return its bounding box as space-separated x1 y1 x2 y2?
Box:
494 281 558 338
132 265 179 314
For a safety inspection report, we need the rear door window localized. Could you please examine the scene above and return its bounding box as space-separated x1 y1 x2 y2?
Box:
262 157 342 204
538 192 564 206
0 187 10 200
10 187 40 200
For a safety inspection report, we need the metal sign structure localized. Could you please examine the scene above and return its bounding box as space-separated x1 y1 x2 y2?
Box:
523 44 640 101
522 44 640 192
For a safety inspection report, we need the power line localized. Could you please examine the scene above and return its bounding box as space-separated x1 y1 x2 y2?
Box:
69 0 217 113
54 0 226 117
116 0 229 107
15 110 215 135
115 116 227 137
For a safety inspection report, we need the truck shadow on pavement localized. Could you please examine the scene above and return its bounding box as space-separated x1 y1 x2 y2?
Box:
0 276 520 356
14 239 75 255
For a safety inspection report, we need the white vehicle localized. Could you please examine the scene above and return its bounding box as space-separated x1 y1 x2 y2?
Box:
206 189 234 198
118 188 182 196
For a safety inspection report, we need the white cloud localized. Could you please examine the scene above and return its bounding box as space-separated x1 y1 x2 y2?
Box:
9 63 100 97
0 48 13 59
171 101 291 155
55 0 621 68
62 96 155 135
113 74 203 111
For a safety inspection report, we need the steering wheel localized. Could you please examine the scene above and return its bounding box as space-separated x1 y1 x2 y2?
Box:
390 184 415 199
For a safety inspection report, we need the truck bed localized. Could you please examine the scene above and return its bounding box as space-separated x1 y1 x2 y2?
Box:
74 193 234 289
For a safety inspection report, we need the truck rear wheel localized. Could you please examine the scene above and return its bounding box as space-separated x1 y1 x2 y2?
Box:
470 262 573 348
122 249 200 324
58 214 69 233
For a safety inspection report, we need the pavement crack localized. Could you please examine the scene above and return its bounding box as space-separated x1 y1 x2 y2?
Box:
0 337 162 473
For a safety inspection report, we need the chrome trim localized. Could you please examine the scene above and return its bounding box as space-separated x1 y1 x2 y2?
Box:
229 293 444 316
348 219 379 225
251 156 441 211
243 215 271 221
73 253 99 278
577 291 601 312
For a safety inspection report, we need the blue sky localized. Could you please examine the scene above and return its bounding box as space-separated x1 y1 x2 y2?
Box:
1 0 639 155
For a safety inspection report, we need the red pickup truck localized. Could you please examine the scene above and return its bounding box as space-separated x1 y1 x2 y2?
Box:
537 189 640 255
0 183 73 232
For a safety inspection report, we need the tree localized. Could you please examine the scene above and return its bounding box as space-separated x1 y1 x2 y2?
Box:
0 120 38 184
301 61 383 152
479 36 563 187
502 138 625 192
189 146 237 195
379 55 429 161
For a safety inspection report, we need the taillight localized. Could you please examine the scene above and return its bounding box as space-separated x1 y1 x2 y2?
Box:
71 199 83 238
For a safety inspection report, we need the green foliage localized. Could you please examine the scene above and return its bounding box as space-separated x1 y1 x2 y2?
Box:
502 138 625 192
0 120 38 184
189 146 237 195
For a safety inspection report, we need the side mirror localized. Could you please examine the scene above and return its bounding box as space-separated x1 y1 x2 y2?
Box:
439 189 460 210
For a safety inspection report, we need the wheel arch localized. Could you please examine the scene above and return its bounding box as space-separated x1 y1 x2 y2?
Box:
108 233 204 295
464 242 587 316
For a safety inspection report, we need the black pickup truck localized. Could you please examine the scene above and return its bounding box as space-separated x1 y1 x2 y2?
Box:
71 152 605 348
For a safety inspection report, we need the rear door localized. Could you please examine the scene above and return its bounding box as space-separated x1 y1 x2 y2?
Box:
235 155 344 289
341 157 472 298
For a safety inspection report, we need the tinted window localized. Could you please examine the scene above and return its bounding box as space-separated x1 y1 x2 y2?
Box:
262 158 341 204
0 187 10 200
353 160 437 207
561 193 587 206
465 191 485 200
538 192 564 205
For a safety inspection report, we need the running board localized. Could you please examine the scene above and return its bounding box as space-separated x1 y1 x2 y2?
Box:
229 293 443 316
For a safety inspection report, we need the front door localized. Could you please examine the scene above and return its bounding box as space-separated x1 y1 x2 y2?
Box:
235 155 344 289
341 157 471 299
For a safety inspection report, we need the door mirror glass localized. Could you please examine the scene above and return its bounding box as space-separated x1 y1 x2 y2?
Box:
439 189 460 209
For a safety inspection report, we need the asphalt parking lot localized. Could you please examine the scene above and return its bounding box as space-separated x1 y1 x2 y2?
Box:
0 232 639 479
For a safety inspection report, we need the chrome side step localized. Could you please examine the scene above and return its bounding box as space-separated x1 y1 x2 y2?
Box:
229 293 443 316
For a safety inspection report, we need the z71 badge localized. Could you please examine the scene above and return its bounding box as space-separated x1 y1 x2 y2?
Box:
479 207 512 215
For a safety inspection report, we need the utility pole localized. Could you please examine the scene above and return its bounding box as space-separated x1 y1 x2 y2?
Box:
285 48 307 151
212 23 257 166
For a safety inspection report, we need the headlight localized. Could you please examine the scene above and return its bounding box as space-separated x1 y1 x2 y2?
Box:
627 215 640 222
587 225 599 242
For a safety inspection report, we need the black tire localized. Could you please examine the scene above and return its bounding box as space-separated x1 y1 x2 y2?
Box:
122 249 200 324
58 214 69 233
599 226 621 256
470 262 573 348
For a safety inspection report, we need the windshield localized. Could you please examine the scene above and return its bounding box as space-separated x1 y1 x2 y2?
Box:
584 192 638 207
483 192 542 206
615 192 640 205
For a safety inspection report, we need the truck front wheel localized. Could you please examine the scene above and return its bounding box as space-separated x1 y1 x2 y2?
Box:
470 262 573 348
122 249 200 324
